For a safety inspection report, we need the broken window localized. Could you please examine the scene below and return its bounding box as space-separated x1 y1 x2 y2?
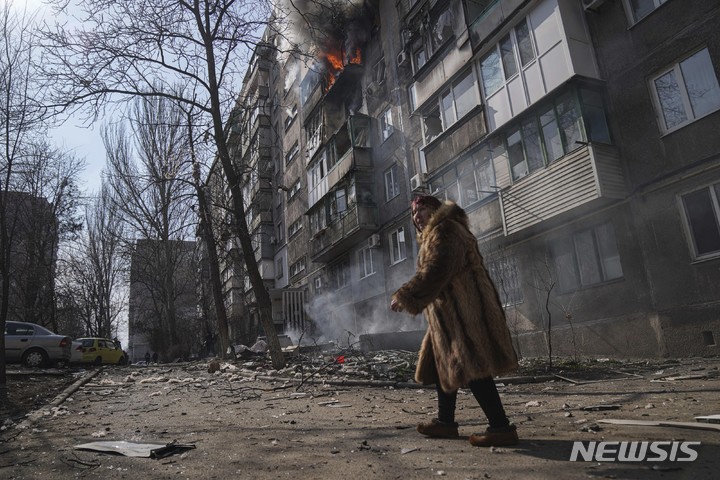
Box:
681 183 720 258
408 0 462 73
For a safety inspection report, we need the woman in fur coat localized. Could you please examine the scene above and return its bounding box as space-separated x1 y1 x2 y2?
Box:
390 194 519 447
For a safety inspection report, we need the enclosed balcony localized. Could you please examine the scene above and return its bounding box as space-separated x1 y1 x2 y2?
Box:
310 203 379 263
500 143 626 236
307 115 372 208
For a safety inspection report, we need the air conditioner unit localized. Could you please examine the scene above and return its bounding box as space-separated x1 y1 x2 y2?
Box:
582 0 607 12
397 50 409 66
366 80 382 96
368 233 381 249
410 173 423 191
270 236 277 245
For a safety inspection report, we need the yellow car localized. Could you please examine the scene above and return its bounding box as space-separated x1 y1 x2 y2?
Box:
76 338 127 365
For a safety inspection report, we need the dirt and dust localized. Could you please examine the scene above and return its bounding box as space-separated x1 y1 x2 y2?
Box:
1 355 719 479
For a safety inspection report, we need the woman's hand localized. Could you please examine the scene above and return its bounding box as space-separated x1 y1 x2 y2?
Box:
390 297 403 312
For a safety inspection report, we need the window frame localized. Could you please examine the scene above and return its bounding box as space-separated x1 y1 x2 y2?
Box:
622 0 669 25
285 141 299 165
679 182 720 261
428 144 497 208
550 222 624 293
359 246 376 279
479 17 537 101
649 47 720 134
288 217 303 238
384 163 400 202
389 227 407 265
380 107 394 141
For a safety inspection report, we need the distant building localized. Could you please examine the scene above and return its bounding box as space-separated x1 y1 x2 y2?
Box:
209 0 720 358
0 191 58 328
127 239 198 362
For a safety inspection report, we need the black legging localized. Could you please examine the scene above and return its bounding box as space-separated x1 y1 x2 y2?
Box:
437 377 510 429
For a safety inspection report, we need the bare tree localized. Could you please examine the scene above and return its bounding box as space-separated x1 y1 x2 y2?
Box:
0 2 60 386
104 94 197 360
57 183 126 339
41 0 292 368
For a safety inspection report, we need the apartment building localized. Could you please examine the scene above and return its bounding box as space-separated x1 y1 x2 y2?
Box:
217 0 720 357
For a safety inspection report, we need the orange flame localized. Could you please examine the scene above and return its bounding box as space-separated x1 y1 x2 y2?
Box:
347 47 362 65
322 43 362 92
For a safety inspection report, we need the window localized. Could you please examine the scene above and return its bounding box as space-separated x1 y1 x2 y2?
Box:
625 0 669 24
276 258 284 279
288 217 303 237
285 141 299 165
289 257 306 278
389 227 407 265
681 183 720 259
372 57 386 85
305 107 323 157
329 188 348 221
502 91 602 182
380 108 394 141
309 204 327 235
422 68 479 143
487 256 524 307
651 48 720 133
276 221 284 243
550 223 623 293
384 164 400 201
284 104 297 130
479 18 536 98
330 258 350 290
287 179 301 201
440 69 479 128
359 246 375 278
408 1 457 73
428 145 496 207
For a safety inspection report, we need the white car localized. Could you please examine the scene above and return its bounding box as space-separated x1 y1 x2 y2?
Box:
4 321 72 368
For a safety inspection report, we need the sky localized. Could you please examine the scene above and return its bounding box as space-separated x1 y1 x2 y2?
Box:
11 0 107 194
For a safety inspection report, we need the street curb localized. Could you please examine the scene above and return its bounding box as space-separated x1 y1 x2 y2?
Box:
17 368 104 429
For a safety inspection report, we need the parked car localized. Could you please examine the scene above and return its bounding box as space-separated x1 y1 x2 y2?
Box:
70 340 84 364
76 338 127 365
4 321 72 368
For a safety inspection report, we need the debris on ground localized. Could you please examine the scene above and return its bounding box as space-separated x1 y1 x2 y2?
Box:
74 440 196 458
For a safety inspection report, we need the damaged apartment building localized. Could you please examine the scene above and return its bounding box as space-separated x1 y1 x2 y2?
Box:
207 0 720 358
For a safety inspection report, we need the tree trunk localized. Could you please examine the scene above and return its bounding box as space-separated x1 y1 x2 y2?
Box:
196 180 231 359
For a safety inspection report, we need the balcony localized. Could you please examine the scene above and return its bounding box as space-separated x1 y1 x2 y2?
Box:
310 204 379 263
308 147 372 208
307 115 372 208
500 143 626 236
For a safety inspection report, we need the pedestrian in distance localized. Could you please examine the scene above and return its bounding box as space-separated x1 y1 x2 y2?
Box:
144 351 151 365
390 194 519 447
152 352 158 364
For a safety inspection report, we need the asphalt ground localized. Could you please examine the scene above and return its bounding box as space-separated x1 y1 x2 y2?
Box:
1 357 719 479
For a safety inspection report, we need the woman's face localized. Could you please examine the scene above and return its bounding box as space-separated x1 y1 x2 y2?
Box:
412 204 433 232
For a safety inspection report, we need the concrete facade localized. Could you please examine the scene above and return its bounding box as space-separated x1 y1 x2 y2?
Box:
215 0 720 358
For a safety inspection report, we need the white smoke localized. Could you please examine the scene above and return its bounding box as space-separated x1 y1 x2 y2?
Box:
302 288 425 348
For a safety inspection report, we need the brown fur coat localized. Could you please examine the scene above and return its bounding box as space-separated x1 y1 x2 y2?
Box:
392 201 518 393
